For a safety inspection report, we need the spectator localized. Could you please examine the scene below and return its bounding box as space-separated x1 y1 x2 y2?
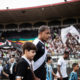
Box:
3 58 16 80
9 58 16 80
3 61 10 76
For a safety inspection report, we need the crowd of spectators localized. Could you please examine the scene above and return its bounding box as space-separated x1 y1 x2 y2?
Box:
0 27 79 79
46 28 80 58
0 48 22 79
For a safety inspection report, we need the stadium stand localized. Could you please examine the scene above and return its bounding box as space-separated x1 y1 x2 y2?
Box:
33 22 47 27
0 24 4 31
5 24 18 31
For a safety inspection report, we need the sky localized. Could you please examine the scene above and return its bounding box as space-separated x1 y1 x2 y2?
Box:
0 0 71 10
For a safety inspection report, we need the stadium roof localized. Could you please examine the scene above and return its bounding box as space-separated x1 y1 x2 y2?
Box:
0 0 68 10
0 0 80 23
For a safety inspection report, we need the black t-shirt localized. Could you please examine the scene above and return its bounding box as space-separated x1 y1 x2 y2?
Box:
16 58 34 80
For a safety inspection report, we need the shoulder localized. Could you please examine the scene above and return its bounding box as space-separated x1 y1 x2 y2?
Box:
17 58 29 67
58 57 63 62
57 57 64 65
70 72 76 76
33 38 44 46
33 38 40 46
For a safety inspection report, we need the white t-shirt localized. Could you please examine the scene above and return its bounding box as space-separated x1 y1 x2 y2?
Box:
57 57 68 78
0 65 3 75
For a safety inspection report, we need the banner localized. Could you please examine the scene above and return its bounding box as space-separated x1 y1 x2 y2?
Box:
61 25 80 44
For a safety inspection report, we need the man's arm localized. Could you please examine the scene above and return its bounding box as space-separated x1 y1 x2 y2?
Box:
16 77 22 80
57 65 63 80
52 71 58 79
2 71 9 78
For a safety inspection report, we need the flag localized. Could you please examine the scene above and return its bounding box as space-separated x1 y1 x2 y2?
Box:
61 25 80 44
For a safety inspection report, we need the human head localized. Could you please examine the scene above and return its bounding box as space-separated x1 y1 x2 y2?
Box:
46 56 52 64
72 63 79 72
22 42 37 61
10 58 15 63
64 51 69 59
38 25 51 42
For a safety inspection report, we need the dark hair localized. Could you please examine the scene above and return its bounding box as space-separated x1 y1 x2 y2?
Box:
22 42 37 54
72 63 78 68
64 51 69 55
46 56 52 62
38 25 50 34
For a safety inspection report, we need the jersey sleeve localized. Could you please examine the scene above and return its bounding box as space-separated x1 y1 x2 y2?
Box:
57 58 62 66
16 62 26 78
69 72 75 80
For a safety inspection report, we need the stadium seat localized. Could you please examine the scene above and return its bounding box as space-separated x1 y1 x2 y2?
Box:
63 18 76 25
5 24 18 31
33 22 47 27
48 20 61 26
19 23 32 30
0 24 4 31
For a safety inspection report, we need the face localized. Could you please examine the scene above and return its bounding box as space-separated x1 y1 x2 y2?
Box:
48 59 52 64
10 58 14 63
74 65 79 71
25 50 36 61
40 29 51 42
64 54 69 59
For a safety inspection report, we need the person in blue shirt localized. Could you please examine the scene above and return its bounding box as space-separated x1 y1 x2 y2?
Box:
69 63 79 80
46 56 57 80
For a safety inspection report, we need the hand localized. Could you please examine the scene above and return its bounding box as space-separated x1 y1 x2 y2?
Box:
78 77 80 80
60 76 63 80
55 76 59 79
6 74 9 78
34 76 40 80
